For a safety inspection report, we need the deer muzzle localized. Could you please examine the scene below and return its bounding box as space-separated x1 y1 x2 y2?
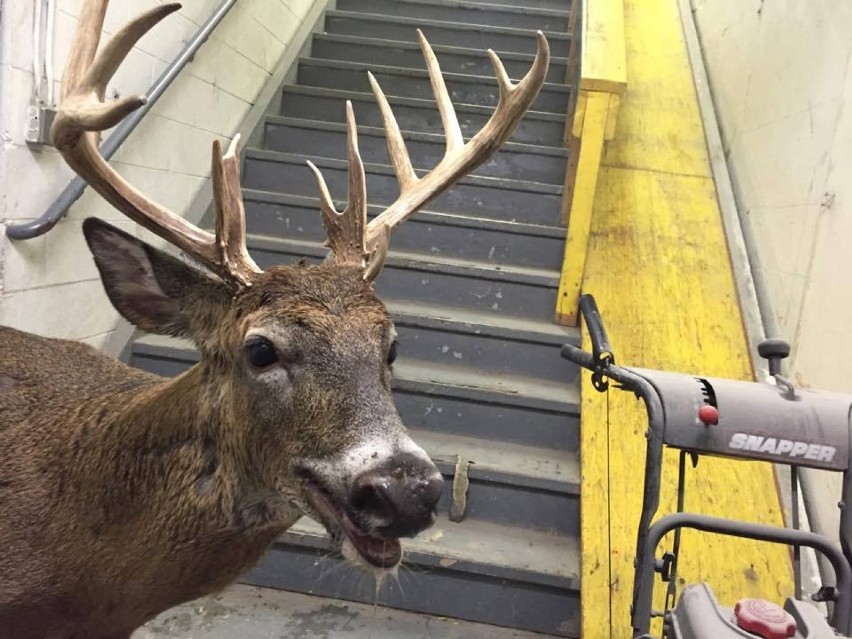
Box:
295 439 442 570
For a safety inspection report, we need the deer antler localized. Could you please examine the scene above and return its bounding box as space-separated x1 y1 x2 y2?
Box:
51 0 260 287
309 30 550 281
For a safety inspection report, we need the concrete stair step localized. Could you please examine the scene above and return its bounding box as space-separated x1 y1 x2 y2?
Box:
279 85 567 146
336 0 572 33
262 116 568 185
243 190 567 271
245 236 561 321
137 584 561 639
242 151 563 227
243 515 579 636
324 10 572 58
296 57 571 115
391 301 579 384
311 33 570 83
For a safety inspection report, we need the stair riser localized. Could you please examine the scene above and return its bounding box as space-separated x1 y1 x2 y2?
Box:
337 0 571 33
280 91 565 146
250 245 558 320
245 199 565 271
394 387 579 452
325 15 571 58
130 350 579 453
395 322 578 384
435 475 577 535
297 64 570 115
263 121 568 185
242 157 563 226
243 545 579 637
312 38 569 83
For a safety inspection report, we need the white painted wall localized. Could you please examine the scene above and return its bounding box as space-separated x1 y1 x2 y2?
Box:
690 0 852 392
0 0 317 349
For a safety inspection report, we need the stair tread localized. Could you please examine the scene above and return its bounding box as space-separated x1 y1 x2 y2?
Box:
284 514 579 585
312 31 571 65
280 84 566 123
247 235 562 285
326 9 572 41
263 114 569 159
413 428 579 488
341 0 572 20
245 149 564 196
393 358 576 405
298 57 573 94
391 299 578 343
242 189 567 238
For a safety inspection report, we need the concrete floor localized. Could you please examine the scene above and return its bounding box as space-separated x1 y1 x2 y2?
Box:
133 584 553 639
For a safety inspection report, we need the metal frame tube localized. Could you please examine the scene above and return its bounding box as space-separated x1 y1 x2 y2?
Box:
631 512 852 637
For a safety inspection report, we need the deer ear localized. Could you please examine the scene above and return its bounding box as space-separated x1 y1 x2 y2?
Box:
83 217 232 339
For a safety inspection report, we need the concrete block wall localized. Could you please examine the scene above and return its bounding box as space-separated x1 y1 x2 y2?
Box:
690 0 852 392
0 0 317 349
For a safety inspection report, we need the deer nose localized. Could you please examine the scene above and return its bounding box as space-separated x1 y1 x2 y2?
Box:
349 453 443 538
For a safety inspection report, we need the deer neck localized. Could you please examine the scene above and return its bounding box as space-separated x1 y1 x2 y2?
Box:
73 360 299 539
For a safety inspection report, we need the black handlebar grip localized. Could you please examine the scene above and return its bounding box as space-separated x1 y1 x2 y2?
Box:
578 294 613 363
561 343 596 369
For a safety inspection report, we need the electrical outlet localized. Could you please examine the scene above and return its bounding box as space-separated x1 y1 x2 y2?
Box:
25 105 57 146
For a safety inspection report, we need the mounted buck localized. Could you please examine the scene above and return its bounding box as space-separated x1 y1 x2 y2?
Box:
0 1 549 637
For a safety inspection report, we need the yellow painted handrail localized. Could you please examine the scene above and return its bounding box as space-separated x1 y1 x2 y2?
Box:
556 0 626 325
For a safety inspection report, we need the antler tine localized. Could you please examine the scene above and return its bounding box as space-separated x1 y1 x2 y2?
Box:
212 135 260 286
307 101 369 267
362 31 550 276
52 0 262 286
416 29 464 155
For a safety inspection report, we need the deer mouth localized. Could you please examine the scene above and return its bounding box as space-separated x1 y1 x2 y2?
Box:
301 480 402 570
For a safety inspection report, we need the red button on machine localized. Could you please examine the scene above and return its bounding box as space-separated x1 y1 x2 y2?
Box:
734 598 796 639
698 404 718 425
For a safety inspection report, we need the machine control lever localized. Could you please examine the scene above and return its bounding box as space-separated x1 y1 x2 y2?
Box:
758 339 791 377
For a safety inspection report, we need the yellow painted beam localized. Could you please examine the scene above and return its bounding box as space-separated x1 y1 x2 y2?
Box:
581 0 627 95
575 0 794 637
556 91 610 325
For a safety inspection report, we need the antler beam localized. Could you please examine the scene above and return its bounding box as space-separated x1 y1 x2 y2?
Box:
310 29 550 281
52 0 260 287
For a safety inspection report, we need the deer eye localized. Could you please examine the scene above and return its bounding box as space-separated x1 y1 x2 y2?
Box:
245 337 279 369
387 340 398 365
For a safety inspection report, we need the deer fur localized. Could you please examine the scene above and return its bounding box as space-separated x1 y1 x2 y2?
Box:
0 2 549 634
0 221 440 638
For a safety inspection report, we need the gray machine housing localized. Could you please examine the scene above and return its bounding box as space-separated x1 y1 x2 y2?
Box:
670 583 837 639
630 367 852 472
560 295 852 639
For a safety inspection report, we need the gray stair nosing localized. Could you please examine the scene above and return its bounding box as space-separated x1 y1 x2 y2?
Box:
391 373 578 415
297 57 574 95
269 532 579 592
311 32 571 66
392 309 579 348
280 84 566 123
245 149 564 196
247 236 561 288
264 114 569 159
338 0 573 21
326 9 573 42
243 189 567 239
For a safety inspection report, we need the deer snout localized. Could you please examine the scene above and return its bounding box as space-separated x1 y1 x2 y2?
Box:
349 452 443 538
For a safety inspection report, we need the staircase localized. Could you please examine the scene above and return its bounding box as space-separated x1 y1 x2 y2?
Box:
129 0 581 635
